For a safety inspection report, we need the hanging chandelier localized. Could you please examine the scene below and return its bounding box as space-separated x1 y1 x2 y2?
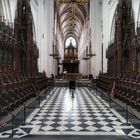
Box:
58 0 88 28
70 2 76 28
58 0 88 4
86 53 96 57
82 56 90 60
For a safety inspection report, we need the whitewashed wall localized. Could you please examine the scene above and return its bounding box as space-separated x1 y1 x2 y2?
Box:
57 30 64 75
30 0 38 42
78 21 91 76
89 0 103 78
102 0 118 74
37 0 54 77
0 0 4 15
1 0 11 22
132 0 140 33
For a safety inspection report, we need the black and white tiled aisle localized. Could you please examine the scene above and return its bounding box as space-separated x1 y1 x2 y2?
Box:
0 87 140 138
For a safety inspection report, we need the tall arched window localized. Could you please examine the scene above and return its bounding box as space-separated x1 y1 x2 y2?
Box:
65 36 77 48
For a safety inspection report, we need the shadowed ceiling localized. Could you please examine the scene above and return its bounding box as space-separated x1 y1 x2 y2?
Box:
57 0 89 41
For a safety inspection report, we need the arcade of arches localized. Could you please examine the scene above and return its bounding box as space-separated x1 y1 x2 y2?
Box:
0 0 140 139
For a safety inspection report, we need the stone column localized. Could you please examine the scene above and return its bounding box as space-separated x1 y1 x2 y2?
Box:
90 0 103 77
37 0 54 77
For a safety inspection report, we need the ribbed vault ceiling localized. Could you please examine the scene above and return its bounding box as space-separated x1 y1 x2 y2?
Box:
57 0 89 40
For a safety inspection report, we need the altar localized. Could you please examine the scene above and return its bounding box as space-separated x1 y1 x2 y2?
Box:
64 73 82 80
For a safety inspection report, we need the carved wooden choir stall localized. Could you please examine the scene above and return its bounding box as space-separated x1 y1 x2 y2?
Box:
96 0 140 111
0 0 51 117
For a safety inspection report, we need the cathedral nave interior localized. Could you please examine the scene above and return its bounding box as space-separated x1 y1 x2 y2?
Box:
0 0 140 139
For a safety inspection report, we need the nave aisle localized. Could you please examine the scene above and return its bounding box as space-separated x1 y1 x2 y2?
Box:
0 87 140 139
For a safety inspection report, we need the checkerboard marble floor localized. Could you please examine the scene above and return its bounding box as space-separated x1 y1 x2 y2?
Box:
0 87 140 138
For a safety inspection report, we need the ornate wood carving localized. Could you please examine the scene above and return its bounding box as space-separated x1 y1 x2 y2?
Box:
106 0 136 78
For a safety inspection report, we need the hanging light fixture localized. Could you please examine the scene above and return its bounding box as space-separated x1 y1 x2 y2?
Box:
70 2 76 28
82 56 90 60
58 0 88 4
54 56 61 60
58 0 88 28
49 53 58 57
86 53 96 57
50 45 58 57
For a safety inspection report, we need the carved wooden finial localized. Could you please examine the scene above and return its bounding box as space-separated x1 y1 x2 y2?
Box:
0 16 2 22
